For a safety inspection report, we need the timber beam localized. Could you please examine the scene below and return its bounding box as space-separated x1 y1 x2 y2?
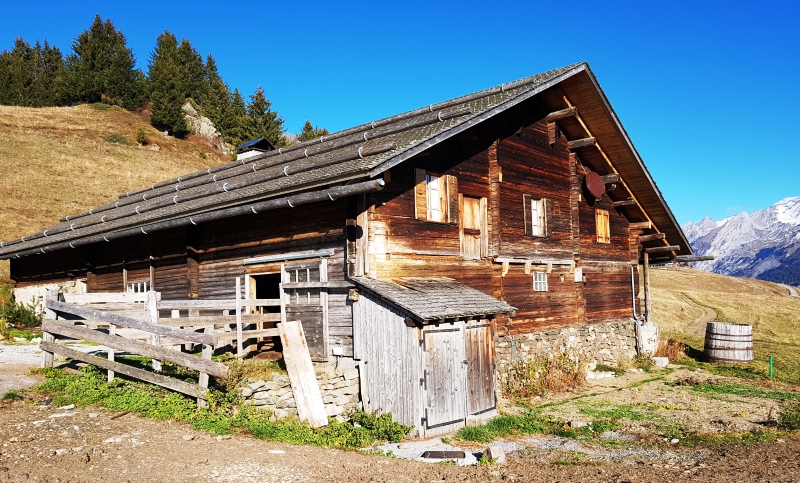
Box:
639 233 666 242
674 255 715 262
600 173 620 184
567 137 597 150
629 221 652 230
609 199 636 207
645 245 680 254
545 106 577 122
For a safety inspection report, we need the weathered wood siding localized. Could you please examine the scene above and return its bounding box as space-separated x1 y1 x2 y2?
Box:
352 294 422 434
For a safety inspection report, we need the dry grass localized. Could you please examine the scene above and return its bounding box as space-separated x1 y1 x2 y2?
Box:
0 104 230 241
650 266 800 383
503 350 587 398
654 337 686 361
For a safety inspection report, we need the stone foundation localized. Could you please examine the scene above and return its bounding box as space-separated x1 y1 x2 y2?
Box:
240 358 361 420
13 281 86 315
496 319 638 378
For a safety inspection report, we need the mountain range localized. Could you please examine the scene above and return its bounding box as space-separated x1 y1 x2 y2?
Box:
682 197 800 286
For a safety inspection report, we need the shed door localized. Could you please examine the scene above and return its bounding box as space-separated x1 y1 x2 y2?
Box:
465 320 496 415
423 322 468 433
281 261 328 361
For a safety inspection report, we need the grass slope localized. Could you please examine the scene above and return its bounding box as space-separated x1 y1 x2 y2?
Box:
0 104 229 241
651 266 800 383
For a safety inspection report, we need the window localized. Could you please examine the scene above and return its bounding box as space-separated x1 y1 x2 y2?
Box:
523 195 550 237
285 265 321 305
596 209 610 243
127 280 149 294
414 168 458 223
533 272 548 292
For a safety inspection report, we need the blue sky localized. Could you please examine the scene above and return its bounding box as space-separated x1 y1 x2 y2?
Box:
1 1 798 225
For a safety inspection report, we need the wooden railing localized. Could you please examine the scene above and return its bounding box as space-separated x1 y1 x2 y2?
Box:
42 291 228 407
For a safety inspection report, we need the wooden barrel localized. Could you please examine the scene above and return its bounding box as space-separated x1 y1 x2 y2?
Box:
704 322 753 363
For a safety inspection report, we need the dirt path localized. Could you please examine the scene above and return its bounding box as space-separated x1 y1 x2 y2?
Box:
779 284 798 297
681 293 718 337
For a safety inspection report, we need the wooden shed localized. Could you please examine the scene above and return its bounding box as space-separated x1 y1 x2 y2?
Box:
0 62 691 435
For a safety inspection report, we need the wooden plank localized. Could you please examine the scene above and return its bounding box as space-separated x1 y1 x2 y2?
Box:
157 298 280 310
609 199 635 207
108 324 116 382
147 291 161 371
645 245 680 254
639 233 666 242
156 313 281 327
46 300 217 345
279 281 354 289
674 255 714 262
566 137 596 149
215 328 280 342
198 344 213 408
545 106 577 122
42 290 57 369
40 341 207 400
63 292 151 304
629 221 652 229
41 319 229 378
279 320 328 428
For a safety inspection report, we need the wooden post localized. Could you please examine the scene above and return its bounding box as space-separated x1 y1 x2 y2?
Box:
235 277 243 358
147 291 162 371
643 252 652 324
108 324 116 382
197 343 213 408
41 289 57 369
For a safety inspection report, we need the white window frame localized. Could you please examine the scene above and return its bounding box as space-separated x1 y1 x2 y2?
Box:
533 272 548 292
426 174 444 222
530 198 545 237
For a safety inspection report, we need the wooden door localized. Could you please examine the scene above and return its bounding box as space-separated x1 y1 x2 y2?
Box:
281 261 328 361
460 196 486 260
465 319 496 416
422 322 468 435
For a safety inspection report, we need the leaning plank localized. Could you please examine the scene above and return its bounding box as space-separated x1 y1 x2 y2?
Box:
63 292 150 304
279 321 328 428
158 299 280 310
40 341 207 400
42 320 228 378
46 300 217 345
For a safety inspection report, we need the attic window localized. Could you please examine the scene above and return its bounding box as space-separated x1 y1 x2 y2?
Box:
523 195 552 237
414 168 458 223
596 209 610 244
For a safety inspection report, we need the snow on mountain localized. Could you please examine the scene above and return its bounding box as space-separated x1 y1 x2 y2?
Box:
683 197 800 286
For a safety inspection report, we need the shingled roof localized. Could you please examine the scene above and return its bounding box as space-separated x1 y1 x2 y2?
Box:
0 61 689 259
352 277 516 322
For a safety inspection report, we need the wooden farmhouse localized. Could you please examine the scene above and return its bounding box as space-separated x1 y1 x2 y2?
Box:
0 62 691 436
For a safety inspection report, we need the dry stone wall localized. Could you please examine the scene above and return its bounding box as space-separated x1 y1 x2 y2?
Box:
496 319 638 378
240 359 361 420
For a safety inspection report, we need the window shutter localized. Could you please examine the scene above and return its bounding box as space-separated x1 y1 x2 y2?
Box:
544 199 553 237
480 197 488 258
445 175 459 224
523 194 533 235
414 168 427 220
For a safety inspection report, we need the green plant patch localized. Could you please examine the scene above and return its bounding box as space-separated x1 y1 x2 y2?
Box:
689 382 799 402
2 390 23 401
32 365 411 449
593 364 625 376
105 133 131 145
578 403 653 422
778 403 800 430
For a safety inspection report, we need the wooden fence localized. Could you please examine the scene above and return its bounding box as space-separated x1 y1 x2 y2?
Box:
40 277 282 406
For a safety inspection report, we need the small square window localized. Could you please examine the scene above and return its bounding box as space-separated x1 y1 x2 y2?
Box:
533 272 548 292
414 168 459 224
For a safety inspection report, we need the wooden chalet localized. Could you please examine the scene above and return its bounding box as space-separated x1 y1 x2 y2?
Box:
0 62 690 436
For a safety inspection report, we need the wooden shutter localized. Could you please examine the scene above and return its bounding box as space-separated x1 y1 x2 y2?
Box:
480 197 488 258
414 168 427 220
445 175 459 224
596 209 610 243
523 194 533 236
544 199 553 237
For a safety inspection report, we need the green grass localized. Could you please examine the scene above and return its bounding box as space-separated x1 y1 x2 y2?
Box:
104 133 131 145
456 408 622 443
577 403 653 422
2 390 23 401
30 365 412 449
686 381 799 402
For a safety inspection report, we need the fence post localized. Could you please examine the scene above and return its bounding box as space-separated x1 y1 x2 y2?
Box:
197 343 213 408
235 277 243 358
41 289 57 369
147 290 162 371
108 324 116 382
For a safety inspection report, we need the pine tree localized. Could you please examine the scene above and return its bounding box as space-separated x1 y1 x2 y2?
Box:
148 31 189 137
243 86 287 148
177 39 204 102
63 15 143 109
296 119 330 142
199 55 230 128
0 37 64 107
219 88 248 148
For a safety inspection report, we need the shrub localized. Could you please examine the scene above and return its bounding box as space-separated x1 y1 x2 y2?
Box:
104 133 130 145
136 128 148 145
0 283 41 329
503 350 586 399
655 338 686 361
